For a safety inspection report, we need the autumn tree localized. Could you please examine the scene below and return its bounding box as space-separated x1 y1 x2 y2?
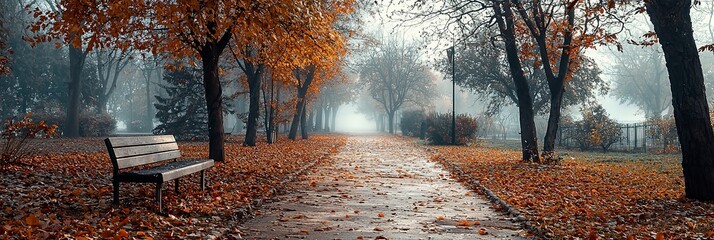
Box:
219 1 355 144
33 0 355 160
359 37 435 134
283 3 354 140
34 0 232 160
645 0 714 200
508 0 626 160
229 45 265 146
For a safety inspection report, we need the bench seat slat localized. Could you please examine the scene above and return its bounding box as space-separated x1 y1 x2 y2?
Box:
116 159 214 183
112 142 179 159
107 135 176 148
116 150 181 169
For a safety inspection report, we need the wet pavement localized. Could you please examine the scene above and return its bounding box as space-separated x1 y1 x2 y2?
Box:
237 135 526 239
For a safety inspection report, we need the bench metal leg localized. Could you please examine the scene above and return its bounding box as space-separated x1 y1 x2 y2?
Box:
200 170 206 191
174 178 179 194
112 180 120 208
156 182 163 213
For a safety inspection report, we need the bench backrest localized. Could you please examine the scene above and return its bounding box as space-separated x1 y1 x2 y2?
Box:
105 135 181 171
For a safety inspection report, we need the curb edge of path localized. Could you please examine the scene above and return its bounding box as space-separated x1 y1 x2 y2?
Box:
425 147 551 240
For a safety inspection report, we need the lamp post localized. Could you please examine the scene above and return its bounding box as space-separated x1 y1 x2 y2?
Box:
446 46 456 145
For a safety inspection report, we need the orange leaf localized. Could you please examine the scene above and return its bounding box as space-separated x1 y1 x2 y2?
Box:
377 212 385 218
24 214 40 226
478 228 488 235
457 219 471 227
655 232 665 240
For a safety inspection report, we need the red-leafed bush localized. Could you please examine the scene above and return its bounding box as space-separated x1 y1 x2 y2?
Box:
1 113 57 164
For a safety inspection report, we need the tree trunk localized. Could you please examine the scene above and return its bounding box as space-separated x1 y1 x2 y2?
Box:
288 66 316 140
375 113 382 132
272 82 280 141
331 105 339 131
315 105 323 131
647 0 714 200
493 1 539 162
541 86 565 159
199 31 230 162
324 106 331 132
145 68 154 131
65 44 86 137
300 101 309 139
387 111 395 134
288 96 304 140
265 73 275 144
244 63 261 146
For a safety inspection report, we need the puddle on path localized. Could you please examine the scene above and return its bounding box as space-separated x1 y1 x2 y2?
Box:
238 135 527 239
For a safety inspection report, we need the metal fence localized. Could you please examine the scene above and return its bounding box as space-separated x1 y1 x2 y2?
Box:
557 122 678 153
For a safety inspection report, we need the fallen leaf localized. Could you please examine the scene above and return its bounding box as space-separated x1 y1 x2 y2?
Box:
117 229 128 237
457 219 471 227
656 232 665 240
24 214 40 226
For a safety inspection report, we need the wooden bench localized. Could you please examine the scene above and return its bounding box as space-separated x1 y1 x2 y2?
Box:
104 135 214 213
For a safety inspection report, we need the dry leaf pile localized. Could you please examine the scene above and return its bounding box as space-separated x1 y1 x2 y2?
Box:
0 135 346 239
430 146 714 239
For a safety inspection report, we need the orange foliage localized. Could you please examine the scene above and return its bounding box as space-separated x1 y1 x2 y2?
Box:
431 145 714 239
512 0 623 83
31 0 354 69
0 135 346 238
1 113 57 164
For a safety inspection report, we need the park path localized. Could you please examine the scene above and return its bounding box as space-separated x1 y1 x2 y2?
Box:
237 135 525 239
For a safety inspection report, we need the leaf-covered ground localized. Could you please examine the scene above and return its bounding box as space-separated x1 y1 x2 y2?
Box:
0 134 346 239
429 143 714 239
